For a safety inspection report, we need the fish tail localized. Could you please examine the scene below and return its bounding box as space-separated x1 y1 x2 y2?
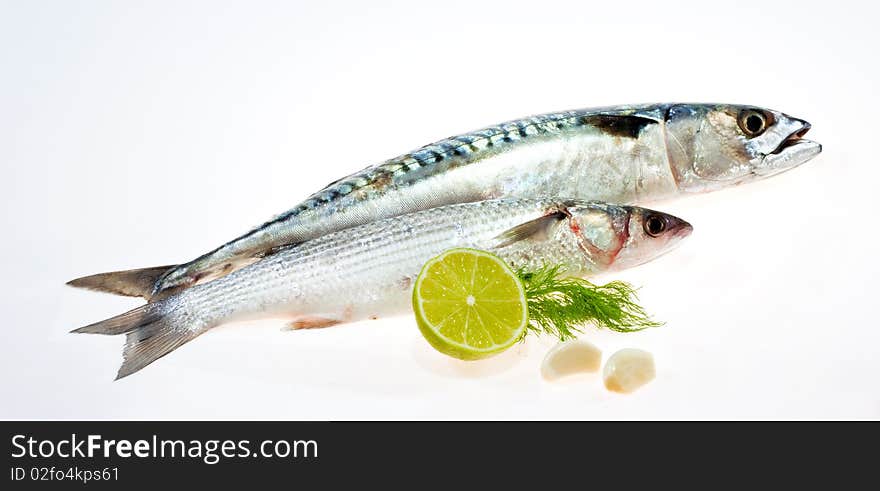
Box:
71 298 210 380
66 265 175 301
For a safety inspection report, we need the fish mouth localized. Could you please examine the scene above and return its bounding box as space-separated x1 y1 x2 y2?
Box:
756 121 822 177
662 214 693 240
770 121 813 154
673 219 693 239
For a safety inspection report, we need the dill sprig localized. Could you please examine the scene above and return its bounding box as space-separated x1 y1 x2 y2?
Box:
516 264 662 341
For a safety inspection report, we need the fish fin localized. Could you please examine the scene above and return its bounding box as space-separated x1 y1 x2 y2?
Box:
71 305 160 335
67 265 175 301
116 320 203 380
71 301 208 379
283 316 343 330
492 211 568 248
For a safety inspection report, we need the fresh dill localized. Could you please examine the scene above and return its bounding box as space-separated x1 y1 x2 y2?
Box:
516 264 661 341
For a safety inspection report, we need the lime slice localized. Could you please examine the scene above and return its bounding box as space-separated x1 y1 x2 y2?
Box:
413 248 528 360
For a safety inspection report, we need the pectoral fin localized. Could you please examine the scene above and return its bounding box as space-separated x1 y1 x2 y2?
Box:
492 210 568 248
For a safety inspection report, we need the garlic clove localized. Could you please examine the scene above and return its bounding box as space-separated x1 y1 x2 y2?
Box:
541 340 602 381
603 348 655 393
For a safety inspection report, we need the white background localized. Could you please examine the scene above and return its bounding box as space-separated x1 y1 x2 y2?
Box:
2 0 877 420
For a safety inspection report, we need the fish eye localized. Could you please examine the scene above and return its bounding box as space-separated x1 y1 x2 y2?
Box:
738 109 769 137
644 214 667 237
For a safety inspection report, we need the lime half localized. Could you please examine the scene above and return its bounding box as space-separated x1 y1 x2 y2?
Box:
413 248 528 360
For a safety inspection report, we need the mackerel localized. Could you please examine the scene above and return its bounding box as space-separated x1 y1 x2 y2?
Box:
69 103 818 299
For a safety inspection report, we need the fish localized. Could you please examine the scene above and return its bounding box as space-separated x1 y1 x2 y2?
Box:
68 103 819 300
71 198 693 379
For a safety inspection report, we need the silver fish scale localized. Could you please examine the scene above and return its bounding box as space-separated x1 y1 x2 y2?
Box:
291 106 667 223
178 198 599 326
264 110 602 221
156 104 672 294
